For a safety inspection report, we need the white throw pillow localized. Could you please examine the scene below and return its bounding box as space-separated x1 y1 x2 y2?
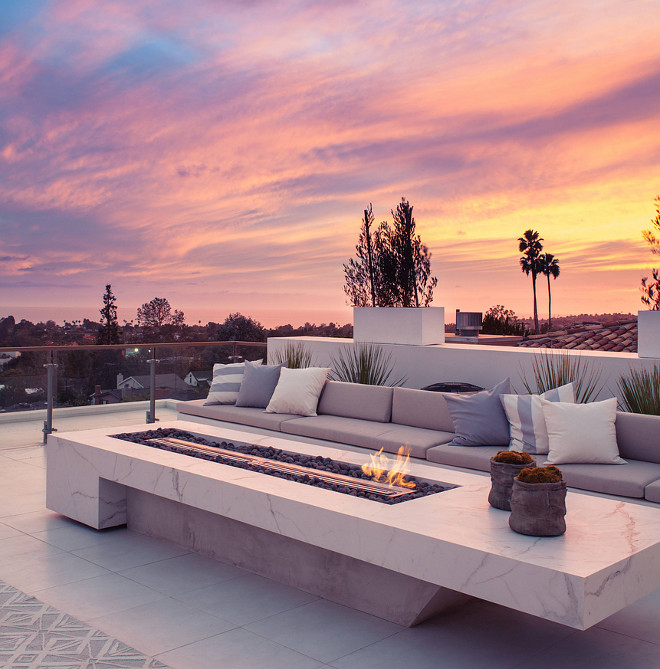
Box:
265 367 330 416
500 382 575 454
204 359 262 405
540 397 626 465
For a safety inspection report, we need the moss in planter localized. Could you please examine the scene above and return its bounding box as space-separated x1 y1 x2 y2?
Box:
516 466 563 484
493 450 534 465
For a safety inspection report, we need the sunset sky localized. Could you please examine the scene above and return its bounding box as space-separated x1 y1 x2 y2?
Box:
1 0 659 328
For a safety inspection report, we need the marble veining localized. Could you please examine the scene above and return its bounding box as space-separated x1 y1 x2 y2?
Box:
46 420 660 630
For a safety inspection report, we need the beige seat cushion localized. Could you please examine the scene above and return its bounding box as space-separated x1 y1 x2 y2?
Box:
282 415 452 459
425 444 500 471
176 400 300 431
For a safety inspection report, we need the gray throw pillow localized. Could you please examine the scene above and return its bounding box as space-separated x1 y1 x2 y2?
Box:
235 361 286 408
444 378 512 447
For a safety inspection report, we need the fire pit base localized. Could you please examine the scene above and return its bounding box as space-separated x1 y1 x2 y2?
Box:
127 488 470 626
46 420 660 631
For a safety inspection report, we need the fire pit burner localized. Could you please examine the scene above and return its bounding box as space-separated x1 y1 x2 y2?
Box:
112 428 455 504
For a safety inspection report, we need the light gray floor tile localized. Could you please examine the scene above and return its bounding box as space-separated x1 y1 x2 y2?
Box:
1 550 111 593
174 572 319 625
2 445 46 462
1 509 80 533
0 533 63 567
246 598 401 663
0 491 46 517
35 572 167 620
157 627 322 669
332 600 575 669
596 587 660 644
120 552 244 595
512 626 660 669
71 531 190 571
90 596 237 656
0 521 22 540
33 522 128 551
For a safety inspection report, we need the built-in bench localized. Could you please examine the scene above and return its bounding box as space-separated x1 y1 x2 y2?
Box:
177 381 660 504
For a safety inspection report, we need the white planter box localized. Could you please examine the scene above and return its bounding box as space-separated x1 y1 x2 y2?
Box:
638 310 660 359
353 307 445 346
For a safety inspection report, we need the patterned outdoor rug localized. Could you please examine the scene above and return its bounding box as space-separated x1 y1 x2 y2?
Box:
0 580 168 669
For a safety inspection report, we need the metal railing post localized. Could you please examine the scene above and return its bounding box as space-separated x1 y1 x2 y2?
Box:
43 351 58 443
146 349 159 424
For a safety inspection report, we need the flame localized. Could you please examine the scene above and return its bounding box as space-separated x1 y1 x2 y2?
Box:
361 446 416 489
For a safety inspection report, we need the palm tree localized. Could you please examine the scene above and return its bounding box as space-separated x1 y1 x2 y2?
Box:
539 252 560 330
518 230 544 334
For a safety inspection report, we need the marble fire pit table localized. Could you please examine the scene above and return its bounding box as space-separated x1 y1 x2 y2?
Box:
46 420 660 630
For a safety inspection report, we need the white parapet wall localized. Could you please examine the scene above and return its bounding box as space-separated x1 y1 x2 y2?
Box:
268 336 659 402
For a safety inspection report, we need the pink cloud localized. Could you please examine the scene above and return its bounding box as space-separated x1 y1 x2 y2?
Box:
1 0 659 324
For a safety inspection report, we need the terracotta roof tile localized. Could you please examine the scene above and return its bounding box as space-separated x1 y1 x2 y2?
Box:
517 319 638 353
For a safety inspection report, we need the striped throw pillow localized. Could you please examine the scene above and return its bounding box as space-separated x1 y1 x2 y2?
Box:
203 360 262 405
500 383 575 454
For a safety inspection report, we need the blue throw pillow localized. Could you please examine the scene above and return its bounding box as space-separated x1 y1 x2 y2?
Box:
444 378 512 447
235 361 286 408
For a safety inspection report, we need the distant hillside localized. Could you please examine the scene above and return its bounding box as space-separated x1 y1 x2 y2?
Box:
445 313 636 334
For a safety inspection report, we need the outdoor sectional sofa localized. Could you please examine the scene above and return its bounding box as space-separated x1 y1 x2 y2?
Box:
176 380 660 505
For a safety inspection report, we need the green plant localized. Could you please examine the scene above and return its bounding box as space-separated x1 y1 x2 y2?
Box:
330 343 407 386
516 466 563 484
481 305 526 336
617 365 660 415
520 349 604 403
493 450 534 465
271 342 314 369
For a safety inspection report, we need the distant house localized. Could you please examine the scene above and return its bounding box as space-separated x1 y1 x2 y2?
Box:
116 373 189 392
184 370 212 388
517 319 638 353
89 388 123 405
115 372 195 401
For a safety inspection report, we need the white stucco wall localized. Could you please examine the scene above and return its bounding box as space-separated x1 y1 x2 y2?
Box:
267 336 659 402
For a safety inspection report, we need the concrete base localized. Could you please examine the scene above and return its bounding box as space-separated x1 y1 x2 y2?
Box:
127 488 470 626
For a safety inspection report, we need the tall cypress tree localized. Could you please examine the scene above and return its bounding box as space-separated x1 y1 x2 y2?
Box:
97 284 120 344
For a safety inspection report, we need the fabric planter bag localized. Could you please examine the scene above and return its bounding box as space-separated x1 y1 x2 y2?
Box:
508 478 567 537
488 458 537 511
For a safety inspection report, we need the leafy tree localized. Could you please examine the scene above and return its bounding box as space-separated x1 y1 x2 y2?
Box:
641 197 660 310
343 198 437 307
217 313 266 342
481 305 526 336
539 252 560 329
518 229 544 334
97 284 120 344
641 269 660 310
642 196 660 255
136 297 185 340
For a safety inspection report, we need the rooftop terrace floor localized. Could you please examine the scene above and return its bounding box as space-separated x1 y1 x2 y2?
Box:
2 405 660 668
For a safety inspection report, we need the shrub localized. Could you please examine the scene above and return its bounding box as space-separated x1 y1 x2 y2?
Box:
516 466 563 484
617 365 660 415
520 349 603 403
493 450 534 464
330 343 407 386
481 305 526 336
270 342 314 369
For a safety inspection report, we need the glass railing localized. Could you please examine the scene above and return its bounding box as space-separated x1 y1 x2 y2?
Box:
0 341 268 442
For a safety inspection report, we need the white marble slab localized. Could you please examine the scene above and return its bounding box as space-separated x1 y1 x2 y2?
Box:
46 420 660 630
